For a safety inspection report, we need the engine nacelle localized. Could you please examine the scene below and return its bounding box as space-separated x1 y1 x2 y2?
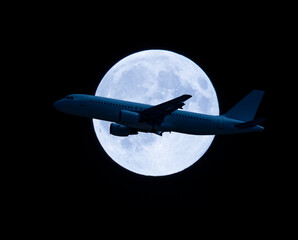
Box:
110 123 138 137
119 110 140 124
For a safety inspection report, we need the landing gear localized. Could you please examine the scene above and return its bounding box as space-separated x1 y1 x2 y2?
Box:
153 130 172 136
155 131 163 136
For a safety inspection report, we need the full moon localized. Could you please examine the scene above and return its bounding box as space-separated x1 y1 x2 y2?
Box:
93 50 219 176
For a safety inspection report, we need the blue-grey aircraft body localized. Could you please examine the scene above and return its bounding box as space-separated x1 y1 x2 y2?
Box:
54 90 265 136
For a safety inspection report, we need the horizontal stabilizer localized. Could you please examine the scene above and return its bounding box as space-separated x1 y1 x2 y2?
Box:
235 118 266 129
224 90 264 121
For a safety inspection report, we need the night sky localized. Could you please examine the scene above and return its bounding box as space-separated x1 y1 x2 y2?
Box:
37 7 283 236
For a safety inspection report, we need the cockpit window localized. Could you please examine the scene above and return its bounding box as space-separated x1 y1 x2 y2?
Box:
65 96 74 100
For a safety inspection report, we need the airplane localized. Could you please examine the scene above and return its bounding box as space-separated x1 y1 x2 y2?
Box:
54 90 265 137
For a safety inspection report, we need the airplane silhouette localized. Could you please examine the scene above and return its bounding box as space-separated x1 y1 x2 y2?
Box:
54 90 265 136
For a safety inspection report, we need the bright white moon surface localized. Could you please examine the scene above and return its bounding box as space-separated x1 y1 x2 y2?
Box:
93 50 219 176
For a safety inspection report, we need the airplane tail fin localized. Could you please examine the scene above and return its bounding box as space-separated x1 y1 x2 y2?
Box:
223 90 264 121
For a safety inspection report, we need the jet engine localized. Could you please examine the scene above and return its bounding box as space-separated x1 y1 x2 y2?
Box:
110 123 138 137
119 110 140 124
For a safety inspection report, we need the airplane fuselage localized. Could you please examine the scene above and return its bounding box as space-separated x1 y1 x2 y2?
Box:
54 94 263 135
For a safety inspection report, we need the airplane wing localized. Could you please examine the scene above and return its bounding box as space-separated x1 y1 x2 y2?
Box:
141 94 192 123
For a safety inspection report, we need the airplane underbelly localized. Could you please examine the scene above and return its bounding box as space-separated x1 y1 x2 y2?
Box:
173 119 217 135
126 122 153 131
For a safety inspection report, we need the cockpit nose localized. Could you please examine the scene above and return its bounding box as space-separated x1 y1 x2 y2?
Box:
53 100 62 111
54 95 75 111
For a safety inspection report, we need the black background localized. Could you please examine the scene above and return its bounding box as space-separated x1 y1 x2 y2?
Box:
22 5 287 236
